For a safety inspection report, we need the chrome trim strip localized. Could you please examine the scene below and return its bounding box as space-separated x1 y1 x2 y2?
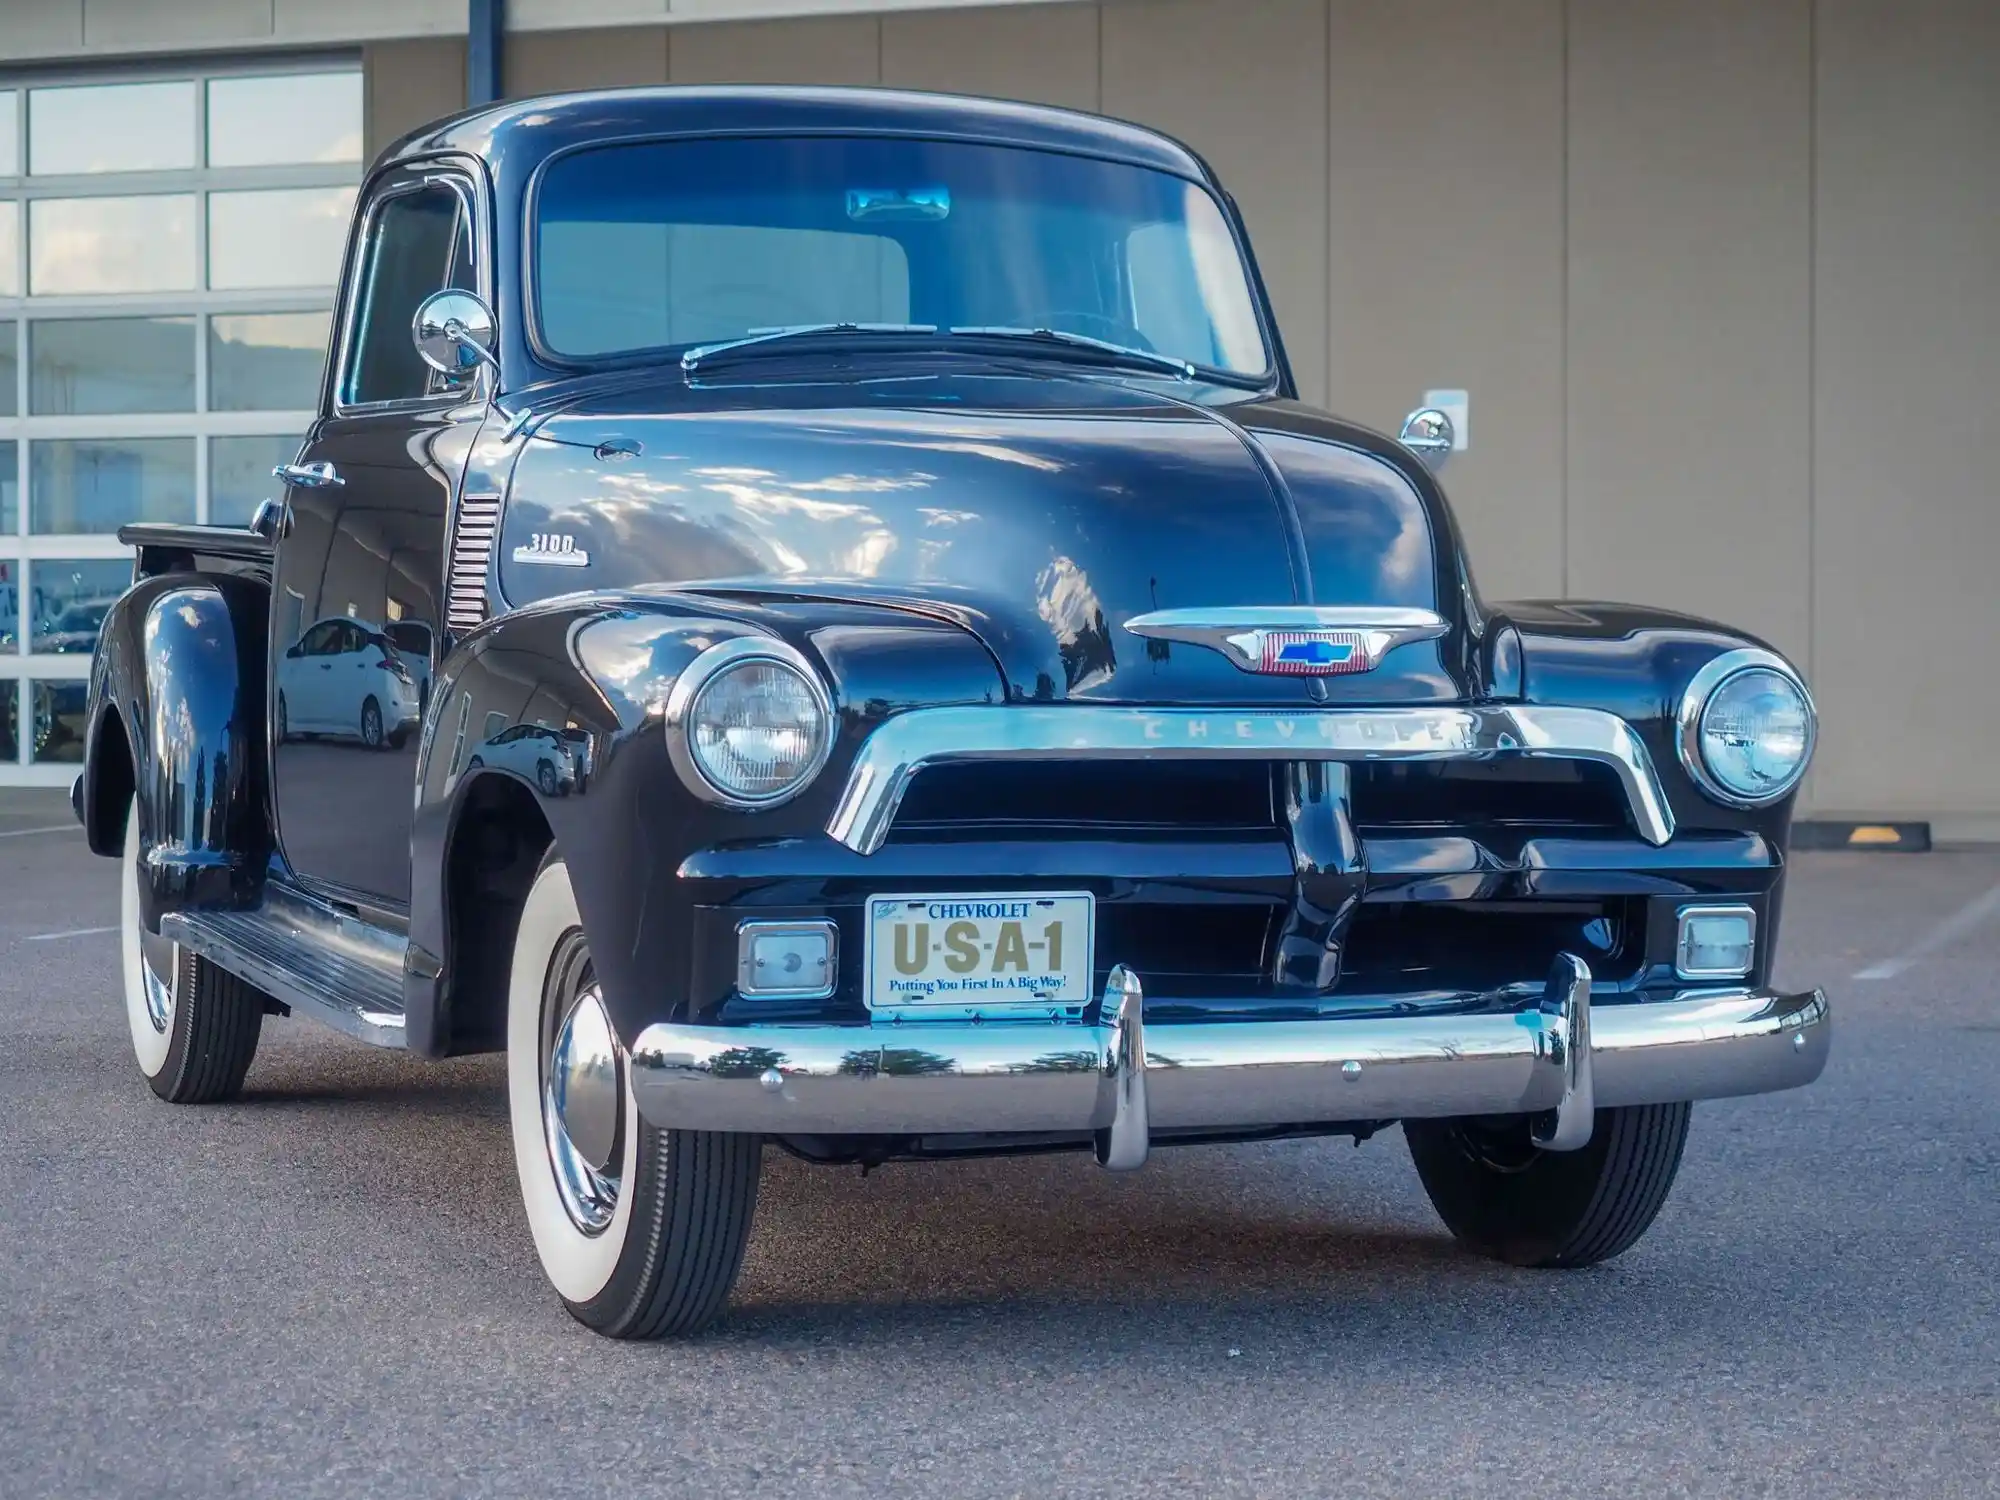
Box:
1124 606 1448 674
627 984 1830 1141
1674 646 1817 809
826 703 1676 855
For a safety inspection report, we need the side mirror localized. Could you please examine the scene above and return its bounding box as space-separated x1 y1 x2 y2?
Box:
285 643 303 659
1398 408 1455 472
412 289 500 382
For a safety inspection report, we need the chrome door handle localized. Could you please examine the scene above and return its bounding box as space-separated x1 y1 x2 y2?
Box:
274 461 344 489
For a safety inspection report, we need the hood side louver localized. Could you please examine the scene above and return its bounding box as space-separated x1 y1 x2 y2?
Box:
446 492 501 634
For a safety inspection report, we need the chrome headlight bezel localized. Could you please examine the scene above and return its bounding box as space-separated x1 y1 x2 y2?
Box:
664 636 835 810
1674 647 1817 809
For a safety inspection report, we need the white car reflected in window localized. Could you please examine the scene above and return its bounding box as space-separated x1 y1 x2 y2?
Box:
275 617 421 750
465 723 588 796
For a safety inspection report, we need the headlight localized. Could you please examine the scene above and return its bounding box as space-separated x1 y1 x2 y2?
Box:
1675 648 1816 807
665 637 833 808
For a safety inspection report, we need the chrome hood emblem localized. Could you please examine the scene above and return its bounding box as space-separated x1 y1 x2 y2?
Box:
1123 607 1448 676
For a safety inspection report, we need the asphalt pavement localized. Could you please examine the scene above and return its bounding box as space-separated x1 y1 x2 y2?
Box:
1 788 1995 1498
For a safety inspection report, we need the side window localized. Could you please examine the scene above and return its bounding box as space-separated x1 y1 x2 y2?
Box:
341 180 477 406
299 621 338 656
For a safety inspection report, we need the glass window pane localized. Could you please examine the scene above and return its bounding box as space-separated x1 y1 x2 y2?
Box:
210 435 299 526
0 94 17 177
208 187 356 291
30 82 195 175
0 324 15 417
345 185 471 405
30 195 196 295
0 555 17 651
208 73 362 168
0 201 18 297
30 559 128 655
0 440 15 534
31 317 195 415
0 681 15 761
210 311 329 411
31 680 87 763
30 438 195 534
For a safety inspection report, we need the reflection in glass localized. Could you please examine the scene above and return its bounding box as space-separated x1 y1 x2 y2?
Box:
0 554 17 651
0 440 15 535
0 680 15 761
0 94 17 177
209 312 329 410
31 559 129 654
30 439 195 533
208 74 363 168
30 82 196 175
0 324 15 417
30 195 196 295
31 680 87 763
31 317 195 414
0 201 18 297
208 187 356 290
210 435 299 526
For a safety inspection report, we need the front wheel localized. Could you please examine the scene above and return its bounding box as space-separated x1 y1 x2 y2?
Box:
507 853 762 1338
1404 1103 1692 1268
120 804 265 1103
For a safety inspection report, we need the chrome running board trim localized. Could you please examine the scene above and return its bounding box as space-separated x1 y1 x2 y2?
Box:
161 880 408 1049
825 704 1676 856
627 977 1829 1149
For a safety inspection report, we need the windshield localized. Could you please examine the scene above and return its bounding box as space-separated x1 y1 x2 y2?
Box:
533 135 1271 379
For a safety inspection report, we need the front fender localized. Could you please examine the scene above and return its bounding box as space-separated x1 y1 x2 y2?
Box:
84 573 271 928
408 590 1002 1055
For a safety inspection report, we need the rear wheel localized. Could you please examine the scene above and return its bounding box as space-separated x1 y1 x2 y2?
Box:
507 853 762 1338
359 695 384 749
120 804 265 1104
1404 1104 1692 1268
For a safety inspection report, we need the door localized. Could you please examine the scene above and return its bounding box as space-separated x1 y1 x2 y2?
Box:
271 164 482 907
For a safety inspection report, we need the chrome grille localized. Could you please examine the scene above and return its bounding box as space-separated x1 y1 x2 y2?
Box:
446 492 500 633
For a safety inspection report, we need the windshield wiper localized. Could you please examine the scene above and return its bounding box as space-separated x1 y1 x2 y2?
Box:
681 322 937 373
948 325 1196 380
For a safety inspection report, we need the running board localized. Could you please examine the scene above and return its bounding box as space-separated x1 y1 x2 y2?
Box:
161 881 408 1049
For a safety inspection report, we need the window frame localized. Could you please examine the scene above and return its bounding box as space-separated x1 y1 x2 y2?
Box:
330 159 488 418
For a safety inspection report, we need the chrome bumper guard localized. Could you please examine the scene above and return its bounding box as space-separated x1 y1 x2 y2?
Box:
628 957 1831 1169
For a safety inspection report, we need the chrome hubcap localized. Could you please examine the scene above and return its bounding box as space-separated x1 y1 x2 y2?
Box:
541 947 623 1235
135 889 177 1034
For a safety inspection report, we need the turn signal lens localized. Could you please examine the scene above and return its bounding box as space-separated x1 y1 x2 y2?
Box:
686 656 830 804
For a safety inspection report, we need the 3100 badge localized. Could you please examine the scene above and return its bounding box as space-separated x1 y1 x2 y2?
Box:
863 892 1095 1020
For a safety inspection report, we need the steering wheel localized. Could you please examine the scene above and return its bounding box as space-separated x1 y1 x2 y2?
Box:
1041 311 1157 352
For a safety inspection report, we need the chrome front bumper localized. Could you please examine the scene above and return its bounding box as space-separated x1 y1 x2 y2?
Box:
628 958 1831 1169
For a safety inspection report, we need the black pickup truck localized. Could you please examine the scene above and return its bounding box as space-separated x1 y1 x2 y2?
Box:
78 85 1829 1339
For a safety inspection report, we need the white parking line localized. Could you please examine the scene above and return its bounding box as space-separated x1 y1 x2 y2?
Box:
1853 881 2000 981
23 925 118 942
0 825 79 839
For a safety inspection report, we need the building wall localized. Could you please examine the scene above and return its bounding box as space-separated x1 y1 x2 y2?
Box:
8 0 1989 828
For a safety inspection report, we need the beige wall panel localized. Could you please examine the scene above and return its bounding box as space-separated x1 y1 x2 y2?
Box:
276 0 466 43
506 26 671 94
673 0 1058 17
1811 0 2000 821
1565 0 1812 662
0 1 83 55
364 37 467 162
1324 0 1564 603
1101 0 1329 405
880 3 1099 112
669 14 882 83
513 0 667 27
84 0 272 48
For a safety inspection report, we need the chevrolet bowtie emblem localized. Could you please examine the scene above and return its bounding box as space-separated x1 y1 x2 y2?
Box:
1123 606 1449 676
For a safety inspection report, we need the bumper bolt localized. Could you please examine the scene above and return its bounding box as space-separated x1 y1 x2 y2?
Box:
1341 1060 1362 1081
759 1068 784 1092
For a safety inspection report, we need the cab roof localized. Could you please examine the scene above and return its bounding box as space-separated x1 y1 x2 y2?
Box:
375 84 1214 185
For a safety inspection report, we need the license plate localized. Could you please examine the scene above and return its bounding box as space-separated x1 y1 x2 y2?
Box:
864 891 1095 1020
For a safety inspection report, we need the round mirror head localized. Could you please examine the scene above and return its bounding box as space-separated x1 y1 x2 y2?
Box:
412 289 496 378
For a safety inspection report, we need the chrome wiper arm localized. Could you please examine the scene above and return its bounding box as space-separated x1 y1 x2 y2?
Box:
680 322 938 373
947 325 1196 380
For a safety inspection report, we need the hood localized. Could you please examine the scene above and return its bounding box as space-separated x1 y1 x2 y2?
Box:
498 370 1468 705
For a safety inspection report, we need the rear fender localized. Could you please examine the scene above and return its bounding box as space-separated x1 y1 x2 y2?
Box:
84 573 272 929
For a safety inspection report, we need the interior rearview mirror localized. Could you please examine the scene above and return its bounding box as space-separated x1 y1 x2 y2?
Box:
412 289 499 380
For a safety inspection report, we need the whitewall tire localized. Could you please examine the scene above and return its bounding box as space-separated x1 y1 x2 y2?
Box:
120 802 265 1103
506 854 761 1338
